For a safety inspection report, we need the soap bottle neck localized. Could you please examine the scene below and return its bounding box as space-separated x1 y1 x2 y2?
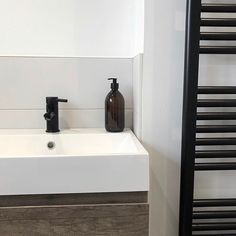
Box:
111 88 118 92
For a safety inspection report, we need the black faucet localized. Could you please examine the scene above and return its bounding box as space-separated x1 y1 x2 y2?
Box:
44 97 68 133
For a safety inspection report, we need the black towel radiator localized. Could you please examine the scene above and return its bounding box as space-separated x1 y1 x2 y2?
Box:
179 1 236 235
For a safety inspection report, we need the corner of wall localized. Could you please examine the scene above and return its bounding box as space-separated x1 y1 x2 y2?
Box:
132 53 143 139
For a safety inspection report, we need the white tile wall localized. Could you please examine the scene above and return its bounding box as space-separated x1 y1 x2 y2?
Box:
0 109 133 129
0 57 133 129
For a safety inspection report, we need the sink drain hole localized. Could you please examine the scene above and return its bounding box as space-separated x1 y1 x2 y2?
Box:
47 141 55 149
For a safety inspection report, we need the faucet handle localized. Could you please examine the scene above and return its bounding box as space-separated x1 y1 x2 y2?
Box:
57 98 68 103
44 112 56 121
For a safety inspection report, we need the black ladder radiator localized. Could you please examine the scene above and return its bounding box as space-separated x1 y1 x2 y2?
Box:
179 1 236 236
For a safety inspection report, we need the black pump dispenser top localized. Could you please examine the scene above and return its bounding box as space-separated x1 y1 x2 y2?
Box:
108 78 119 90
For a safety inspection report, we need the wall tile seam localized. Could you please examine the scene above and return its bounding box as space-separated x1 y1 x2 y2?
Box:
0 56 135 59
0 108 133 111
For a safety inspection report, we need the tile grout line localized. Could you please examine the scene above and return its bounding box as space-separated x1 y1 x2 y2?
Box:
0 108 133 111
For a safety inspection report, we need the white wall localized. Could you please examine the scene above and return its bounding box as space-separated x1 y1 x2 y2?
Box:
0 0 144 57
141 0 186 235
141 0 236 235
0 0 144 128
0 57 133 129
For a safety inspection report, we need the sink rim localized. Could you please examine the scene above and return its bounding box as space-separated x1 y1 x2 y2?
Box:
0 128 148 158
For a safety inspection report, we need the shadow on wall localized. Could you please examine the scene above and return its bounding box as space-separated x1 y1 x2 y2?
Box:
147 145 181 236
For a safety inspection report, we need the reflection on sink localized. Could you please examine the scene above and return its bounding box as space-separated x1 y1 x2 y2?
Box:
0 129 149 195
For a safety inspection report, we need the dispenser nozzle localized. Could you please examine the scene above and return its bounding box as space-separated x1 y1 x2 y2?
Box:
108 78 119 90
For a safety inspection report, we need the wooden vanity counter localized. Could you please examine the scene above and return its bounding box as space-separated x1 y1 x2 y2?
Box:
0 192 149 236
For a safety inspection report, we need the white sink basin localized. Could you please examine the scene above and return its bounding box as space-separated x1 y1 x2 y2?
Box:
0 129 149 195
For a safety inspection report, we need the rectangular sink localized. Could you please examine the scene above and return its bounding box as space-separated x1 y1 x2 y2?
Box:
0 129 149 195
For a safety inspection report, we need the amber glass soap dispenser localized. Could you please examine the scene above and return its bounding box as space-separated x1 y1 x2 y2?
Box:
105 78 125 132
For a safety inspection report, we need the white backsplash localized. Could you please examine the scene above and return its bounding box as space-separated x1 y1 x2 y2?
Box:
0 57 133 129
